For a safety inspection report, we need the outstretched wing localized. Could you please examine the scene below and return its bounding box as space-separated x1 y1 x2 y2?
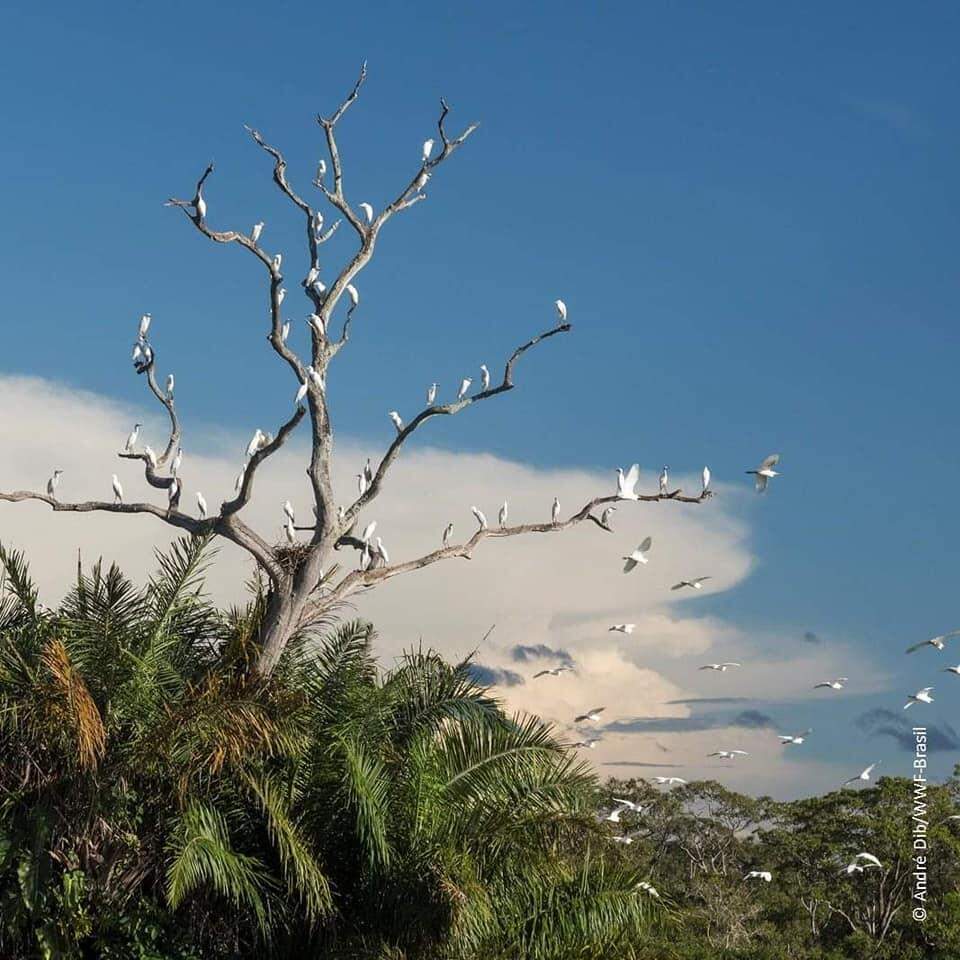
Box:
760 453 780 470
639 536 653 553
624 463 640 489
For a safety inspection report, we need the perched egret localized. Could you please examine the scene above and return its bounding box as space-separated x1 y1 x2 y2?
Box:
574 707 605 723
904 687 934 709
316 159 326 181
251 222 264 244
312 209 324 236
346 283 359 308
138 313 151 340
599 506 616 528
533 665 572 678
471 506 488 530
124 423 141 453
608 624 636 634
457 378 472 401
778 729 813 745
746 454 781 492
374 536 389 565
305 266 319 288
672 577 713 591
702 465 711 495
699 663 741 672
442 522 454 546
245 430 265 459
479 364 490 391
555 299 567 322
165 373 175 396
281 320 291 342
359 202 374 223
132 343 144 365
659 466 669 495
427 382 438 405
814 677 848 690
551 497 560 524
622 537 653 572
389 411 404 432
170 448 182 477
196 492 207 519
363 459 374 485
308 366 324 388
277 288 286 305
46 470 63 498
295 381 308 406
843 762 879 787
283 500 295 524
272 253 282 271
111 475 123 504
422 138 434 162
360 521 377 544
498 501 508 527
357 473 368 496
168 478 181 510
905 630 960 654
616 464 640 500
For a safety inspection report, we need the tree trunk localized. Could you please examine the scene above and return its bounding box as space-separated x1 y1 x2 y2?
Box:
254 584 300 678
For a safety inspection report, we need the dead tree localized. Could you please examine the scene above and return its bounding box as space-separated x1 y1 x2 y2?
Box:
0 66 710 678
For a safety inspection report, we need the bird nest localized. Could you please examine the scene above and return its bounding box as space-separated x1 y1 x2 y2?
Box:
274 541 312 575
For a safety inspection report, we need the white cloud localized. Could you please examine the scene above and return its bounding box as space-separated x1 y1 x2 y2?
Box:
0 375 871 796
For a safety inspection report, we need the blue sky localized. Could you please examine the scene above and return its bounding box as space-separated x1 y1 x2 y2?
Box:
1 2 959 787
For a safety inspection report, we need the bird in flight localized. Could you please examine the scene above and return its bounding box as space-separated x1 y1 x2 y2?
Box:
746 454 781 492
699 662 741 672
943 665 960 676
605 798 642 822
622 537 653 572
572 737 601 749
814 677 848 690
46 470 63 499
672 577 712 591
609 624 636 634
841 852 882 875
905 631 960 654
843 762 879 787
778 729 812 745
744 871 772 882
616 464 640 500
904 687 934 709
575 707 606 723
533 665 572 679
708 750 749 760
652 777 687 786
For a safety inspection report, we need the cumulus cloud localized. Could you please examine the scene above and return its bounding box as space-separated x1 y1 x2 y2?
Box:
0 375 875 797
605 709 776 735
466 663 524 687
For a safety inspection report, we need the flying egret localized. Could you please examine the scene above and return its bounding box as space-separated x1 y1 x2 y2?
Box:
479 364 490 391
600 506 616 528
572 737 601 749
442 522 454 546
457 378 472 400
652 777 687 785
427 382 438 405
316 159 326 181
346 284 359 308
138 313 151 340
295 381 308 407
359 202 374 223
943 665 960 675
778 729 813 745
196 492 207 519
281 320 291 342
555 299 567 322
388 411 404 432
498 501 508 527
46 470 63 498
905 630 960 654
702 465 711 495
533 665 572 678
904 687 934 709
574 707 605 723
251 222 264 243
605 801 640 823
672 577 712 591
843 762 879 787
471 506 488 530
422 138 434 162
360 521 377 544
622 537 653 572
609 624 636 634
814 677 848 690
613 797 642 813
272 253 282 271
708 750 749 759
746 454 781 492
551 497 560 524
143 445 158 469
616 464 640 500
111 475 123 504
124 423 141 453
744 871 772 882
841 853 882 875
659 465 669 495
283 500 295 524
699 663 741 672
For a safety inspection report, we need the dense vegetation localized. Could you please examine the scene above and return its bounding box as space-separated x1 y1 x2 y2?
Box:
0 538 957 958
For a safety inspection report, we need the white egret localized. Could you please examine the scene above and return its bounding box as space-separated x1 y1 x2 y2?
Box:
171 447 182 477
841 852 882 875
272 253 282 271
389 411 404 432
251 221 264 243
316 159 326 180
699 663 741 672
600 506 616 528
346 283 359 308
904 687 934 709
277 288 286 305
143 445 158 469
471 506 488 530
196 492 207 519
283 500 295 524
498 501 508 527
702 465 711 494
111 475 123 504
610 835 634 844
360 521 377 544
138 313 151 339
124 423 141 453
457 378 472 400
422 138 434 162
672 577 712 591
364 458 374 485
814 677 848 690
572 737 601 749
616 464 640 500
281 321 291 342
312 209 324 235
359 202 374 223
295 381 308 407
746 454 781 492
374 536 389 565
652 777 687 785
943 665 960 675
46 470 63 498
608 624 636 634
778 729 813 745
744 871 772 882
357 473 368 496
659 465 669 495
427 382 438 405
442 521 454 546
843 762 879 787
708 750 749 759
622 537 653 572
165 373 174 396
168 478 181 509
551 497 560 524
533 665 571 678
246 430 265 459
305 266 319 287
555 299 567 322
479 364 490 391
132 343 144 365
574 707 605 723
637 881 660 898
285 518 296 544
308 366 324 388
905 630 960 654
